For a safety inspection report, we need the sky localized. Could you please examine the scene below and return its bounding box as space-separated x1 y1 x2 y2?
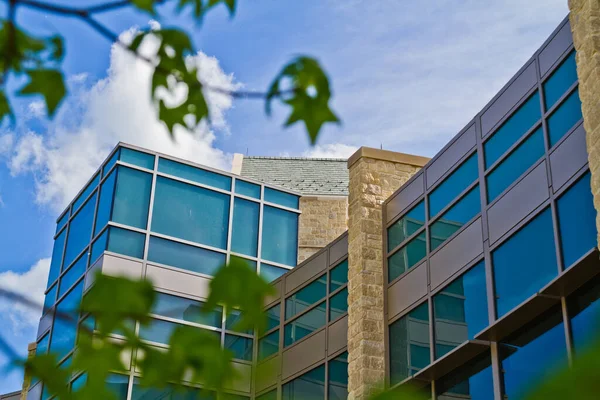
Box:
0 0 570 393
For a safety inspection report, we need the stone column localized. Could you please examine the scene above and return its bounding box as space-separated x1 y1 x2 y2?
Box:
569 0 600 246
20 342 37 400
346 148 429 400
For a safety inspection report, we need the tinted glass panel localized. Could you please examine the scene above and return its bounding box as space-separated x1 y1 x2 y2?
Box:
49 281 83 360
436 353 493 400
285 275 327 319
330 288 348 321
73 173 99 212
567 277 600 355
139 318 178 344
388 233 426 282
328 352 348 400
120 147 155 169
64 193 96 269
260 263 288 283
557 172 597 268
231 197 259 257
103 149 120 176
43 285 57 312
107 227 145 259
434 262 488 358
158 157 231 191
147 236 226 276
48 229 66 287
329 259 348 292
56 212 68 234
90 229 108 266
388 201 425 251
106 374 129 400
59 253 87 297
225 334 253 361
548 88 582 147
429 153 478 217
231 256 257 272
131 380 211 400
94 169 116 235
112 166 152 229
430 186 480 251
484 92 541 168
152 176 230 249
389 303 430 385
153 292 222 328
258 330 279 361
235 180 261 199
36 333 49 355
266 304 281 331
284 302 326 346
261 205 298 266
493 208 558 317
544 51 577 110
225 309 253 334
282 365 325 400
264 187 299 209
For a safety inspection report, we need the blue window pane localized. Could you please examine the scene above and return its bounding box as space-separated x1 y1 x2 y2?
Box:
131 379 211 400
152 176 230 249
120 147 155 170
103 148 120 177
544 51 577 110
430 186 481 251
153 292 222 328
330 288 348 321
266 304 281 331
107 374 129 400
389 302 430 384
73 173 99 212
260 263 289 283
112 166 152 229
284 302 326 346
107 226 145 259
429 153 479 217
64 193 97 269
568 277 600 355
557 172 597 268
501 310 567 399
225 334 253 361
43 285 57 312
486 128 545 202
328 352 348 400
329 259 348 292
158 157 231 191
225 309 253 334
264 187 299 209
48 229 66 288
59 253 87 298
285 275 327 319
147 236 226 276
235 179 261 199
139 318 178 344
388 232 426 282
94 169 116 236
282 365 325 400
436 354 494 400
388 200 425 251
56 211 68 234
434 262 488 359
261 205 298 266
36 333 49 355
90 229 108 266
258 330 279 361
493 208 558 318
484 92 541 168
231 198 259 257
50 281 83 360
548 88 582 147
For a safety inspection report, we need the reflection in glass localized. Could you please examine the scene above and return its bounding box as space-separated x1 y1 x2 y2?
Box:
56 211 69 234
106 373 129 400
544 51 577 110
436 353 494 400
282 365 325 400
330 288 348 321
225 334 253 361
103 149 120 177
231 197 260 257
388 233 426 282
59 253 87 297
548 88 582 147
388 201 425 251
430 186 480 251
284 302 326 346
258 330 279 361
158 157 231 191
49 281 84 360
429 153 479 217
568 276 600 355
112 166 152 229
72 173 99 212
235 179 261 199
285 275 327 319
266 304 280 331
261 205 298 266
260 263 289 283
64 193 97 269
153 292 222 328
107 226 146 259
226 309 253 334
139 318 178 344
264 187 299 209
120 147 155 169
147 236 226 276
48 229 66 287
329 259 348 292
94 168 116 235
329 352 348 400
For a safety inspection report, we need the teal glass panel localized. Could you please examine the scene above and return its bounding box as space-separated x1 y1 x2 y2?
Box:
48 229 66 287
434 262 488 359
430 186 481 251
71 373 86 391
266 304 280 331
43 285 57 312
147 236 226 276
389 302 430 384
107 226 145 259
231 197 259 257
568 276 600 354
285 275 327 319
158 157 231 191
231 255 257 271
36 333 49 355
388 201 425 251
258 330 279 361
56 211 68 234
50 280 83 360
225 309 251 334
59 253 87 297
120 147 155 169
94 168 116 235
493 208 558 318
557 172 597 268
106 374 129 400
429 153 478 217
284 302 326 346
544 51 577 110
329 259 348 292
484 92 541 168
282 365 325 400
261 205 298 266
90 229 108 266
225 334 253 361
64 193 96 269
548 88 583 146
112 166 152 229
131 379 212 400
256 391 276 400
436 353 493 399
153 292 222 328
103 148 120 177
260 263 288 283
486 128 545 202
329 288 348 321
328 352 348 400
139 318 178 344
73 173 99 212
152 176 230 249
264 187 299 209
388 232 426 282
235 179 261 199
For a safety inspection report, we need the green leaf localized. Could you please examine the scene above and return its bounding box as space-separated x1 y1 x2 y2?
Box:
129 32 147 53
0 90 13 122
49 35 64 62
368 385 430 400
208 0 236 15
176 0 236 20
22 354 73 400
131 0 157 14
17 69 66 116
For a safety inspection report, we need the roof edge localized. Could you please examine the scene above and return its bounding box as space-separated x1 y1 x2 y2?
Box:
347 147 430 168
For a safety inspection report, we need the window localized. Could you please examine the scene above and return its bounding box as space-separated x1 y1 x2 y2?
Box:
36 334 49 356
544 51 577 110
430 186 480 251
231 197 260 257
106 227 146 259
43 285 57 312
434 261 488 359
119 147 155 169
557 172 597 268
266 304 281 331
329 288 348 321
261 206 298 266
90 229 108 265
493 208 558 318
436 353 494 400
49 281 84 360
484 92 541 168
285 275 327 319
225 334 253 361
152 292 222 328
548 88 582 147
329 260 348 292
106 374 129 400
131 379 213 400
139 318 178 344
72 173 99 212
112 166 152 229
103 149 120 176
59 253 87 298
235 179 261 199
264 187 299 209
282 365 325 400
64 193 97 269
388 232 426 282
225 309 253 334
567 276 600 355
284 302 326 346
158 157 231 191
258 330 279 361
147 236 226 276
328 352 348 400
388 201 425 251
429 153 479 217
260 263 289 283
388 302 430 384
94 168 116 235
152 176 230 249
56 211 69 234
48 229 66 287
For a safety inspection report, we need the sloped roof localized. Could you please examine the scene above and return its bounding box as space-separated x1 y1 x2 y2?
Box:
240 156 349 196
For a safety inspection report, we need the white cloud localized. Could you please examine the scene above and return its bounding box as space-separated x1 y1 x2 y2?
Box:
3 23 241 212
303 143 357 159
0 258 50 332
27 101 46 118
0 133 13 155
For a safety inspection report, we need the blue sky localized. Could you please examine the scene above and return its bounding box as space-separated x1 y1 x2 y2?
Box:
0 0 569 393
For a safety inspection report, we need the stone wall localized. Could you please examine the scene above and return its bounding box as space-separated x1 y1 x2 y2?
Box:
20 342 36 400
298 196 348 263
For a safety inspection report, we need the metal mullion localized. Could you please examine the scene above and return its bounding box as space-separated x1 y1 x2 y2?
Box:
384 195 424 230
284 297 327 324
107 220 147 235
147 314 221 333
262 200 303 215
155 170 232 195
386 225 426 257
428 179 479 222
233 192 261 204
426 148 478 196
148 231 228 255
329 284 348 298
560 296 574 367
542 80 579 118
